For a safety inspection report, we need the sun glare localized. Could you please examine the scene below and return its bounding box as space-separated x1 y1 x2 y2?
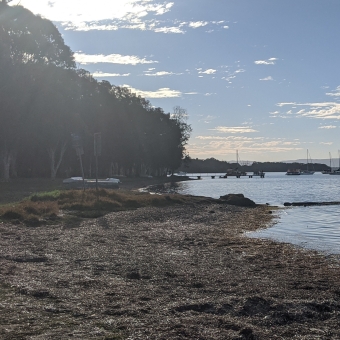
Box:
12 0 169 23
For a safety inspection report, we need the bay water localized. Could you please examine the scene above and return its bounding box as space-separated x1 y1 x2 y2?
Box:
159 172 340 255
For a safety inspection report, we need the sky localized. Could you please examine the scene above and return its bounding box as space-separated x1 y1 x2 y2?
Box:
11 0 340 162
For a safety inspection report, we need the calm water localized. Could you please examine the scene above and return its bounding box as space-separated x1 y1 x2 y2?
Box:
160 172 340 255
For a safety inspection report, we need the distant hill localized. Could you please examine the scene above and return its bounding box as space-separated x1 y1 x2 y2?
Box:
283 159 331 165
178 158 331 173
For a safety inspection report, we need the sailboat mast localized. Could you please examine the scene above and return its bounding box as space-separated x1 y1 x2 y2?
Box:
307 149 309 171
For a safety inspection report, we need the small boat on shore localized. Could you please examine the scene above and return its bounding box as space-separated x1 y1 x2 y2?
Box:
63 177 121 188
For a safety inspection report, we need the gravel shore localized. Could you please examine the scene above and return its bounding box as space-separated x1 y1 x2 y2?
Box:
0 198 340 339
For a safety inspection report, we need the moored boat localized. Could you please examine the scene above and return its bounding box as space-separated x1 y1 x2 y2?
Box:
329 150 340 175
219 169 247 178
329 169 340 175
300 170 314 175
286 169 301 175
300 149 314 175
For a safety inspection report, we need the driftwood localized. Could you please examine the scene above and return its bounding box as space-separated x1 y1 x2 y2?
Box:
284 201 340 207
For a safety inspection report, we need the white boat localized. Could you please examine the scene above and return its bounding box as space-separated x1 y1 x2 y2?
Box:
63 177 121 188
300 149 314 175
286 169 301 175
329 169 340 175
322 152 332 174
329 150 340 175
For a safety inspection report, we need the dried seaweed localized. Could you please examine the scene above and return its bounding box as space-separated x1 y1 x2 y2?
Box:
0 203 339 339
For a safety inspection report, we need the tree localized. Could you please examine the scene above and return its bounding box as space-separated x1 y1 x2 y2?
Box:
0 4 75 68
0 4 75 180
167 106 192 173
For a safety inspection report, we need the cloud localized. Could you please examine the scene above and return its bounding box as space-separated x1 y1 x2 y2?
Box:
16 0 174 24
144 71 183 76
221 67 246 82
74 53 157 65
93 72 130 77
154 26 185 34
122 85 181 98
254 58 278 65
188 136 302 158
198 69 217 75
318 125 337 129
326 86 340 97
260 76 273 81
210 126 258 133
188 21 209 28
276 102 340 120
320 142 333 145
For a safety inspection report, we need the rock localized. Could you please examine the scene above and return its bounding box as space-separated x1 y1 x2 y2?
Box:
219 194 256 207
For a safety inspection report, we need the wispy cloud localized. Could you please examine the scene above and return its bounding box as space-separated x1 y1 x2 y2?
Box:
153 26 185 34
122 85 181 98
260 76 273 81
254 57 278 65
74 53 157 65
93 72 130 77
188 136 302 158
188 21 209 28
221 67 246 83
326 86 340 97
197 68 217 75
144 71 183 76
318 125 337 129
276 102 340 120
18 0 174 25
210 126 258 133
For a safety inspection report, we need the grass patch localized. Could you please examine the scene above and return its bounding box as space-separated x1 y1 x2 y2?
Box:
0 188 190 225
30 190 61 202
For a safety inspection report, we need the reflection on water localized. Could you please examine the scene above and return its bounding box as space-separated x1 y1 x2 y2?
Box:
248 206 340 255
149 173 340 255
143 182 182 195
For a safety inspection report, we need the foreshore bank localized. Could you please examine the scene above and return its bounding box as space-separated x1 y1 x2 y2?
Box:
0 196 339 339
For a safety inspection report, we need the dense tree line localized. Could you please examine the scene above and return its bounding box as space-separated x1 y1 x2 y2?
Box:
178 158 330 173
0 2 191 180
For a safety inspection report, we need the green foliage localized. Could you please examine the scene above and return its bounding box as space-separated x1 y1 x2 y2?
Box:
30 190 61 202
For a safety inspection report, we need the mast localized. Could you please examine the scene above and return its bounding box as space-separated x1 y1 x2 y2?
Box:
307 149 309 171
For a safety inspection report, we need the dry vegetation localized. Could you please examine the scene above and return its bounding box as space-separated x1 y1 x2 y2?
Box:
0 179 339 339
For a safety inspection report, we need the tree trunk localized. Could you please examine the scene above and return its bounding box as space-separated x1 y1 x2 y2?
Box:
47 140 67 180
1 149 14 181
10 151 17 178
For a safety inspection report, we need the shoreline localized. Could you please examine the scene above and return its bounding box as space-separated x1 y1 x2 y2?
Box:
0 198 339 339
